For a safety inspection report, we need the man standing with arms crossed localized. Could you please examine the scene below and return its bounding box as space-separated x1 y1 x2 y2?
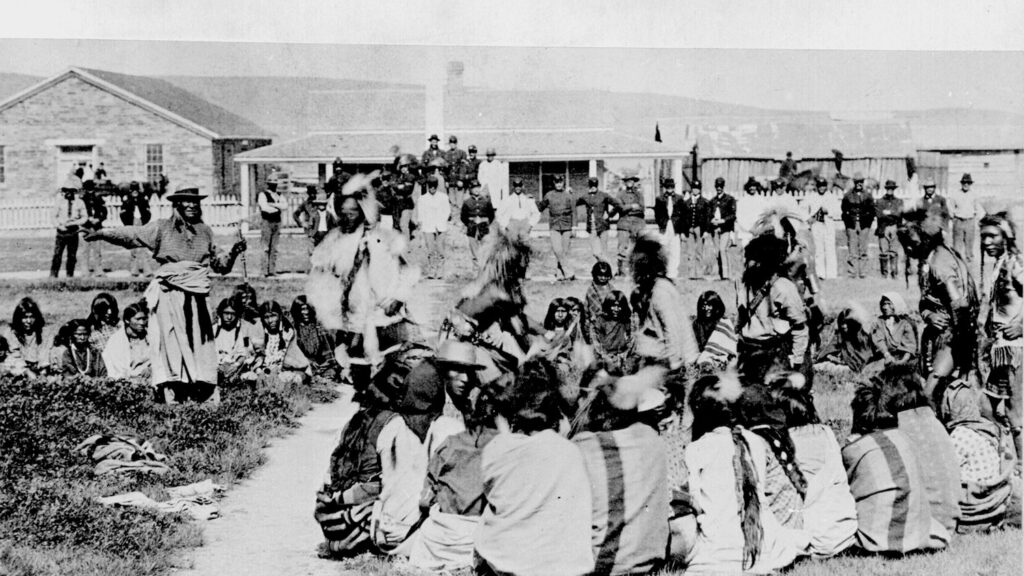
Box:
258 173 289 277
576 176 620 265
677 180 707 280
840 173 875 278
948 173 985 263
705 178 737 280
875 180 904 279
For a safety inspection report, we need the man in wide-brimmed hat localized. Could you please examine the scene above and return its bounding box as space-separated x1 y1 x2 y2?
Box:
948 172 986 262
85 185 247 404
875 179 905 279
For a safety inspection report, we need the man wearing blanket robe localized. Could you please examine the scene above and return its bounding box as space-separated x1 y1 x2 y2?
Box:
85 186 245 403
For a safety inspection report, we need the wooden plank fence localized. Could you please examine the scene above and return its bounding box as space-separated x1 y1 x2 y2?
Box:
0 195 249 232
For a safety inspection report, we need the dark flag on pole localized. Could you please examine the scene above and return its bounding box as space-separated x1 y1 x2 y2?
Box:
654 123 662 143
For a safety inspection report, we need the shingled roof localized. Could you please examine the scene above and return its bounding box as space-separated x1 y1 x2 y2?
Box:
0 67 270 139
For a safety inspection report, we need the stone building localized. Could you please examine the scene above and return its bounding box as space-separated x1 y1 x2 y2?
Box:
0 67 271 200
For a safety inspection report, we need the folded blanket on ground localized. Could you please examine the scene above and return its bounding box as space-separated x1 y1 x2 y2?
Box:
75 434 170 476
97 480 225 521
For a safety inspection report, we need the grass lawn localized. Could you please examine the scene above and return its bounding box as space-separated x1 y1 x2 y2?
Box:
0 230 1019 576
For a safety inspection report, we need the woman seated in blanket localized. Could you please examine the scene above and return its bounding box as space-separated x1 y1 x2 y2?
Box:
940 378 1021 532
584 261 615 345
591 290 635 376
773 372 857 557
281 295 339 382
842 383 950 553
231 283 265 348
213 297 259 382
543 298 571 342
565 296 588 343
0 297 50 377
86 292 120 352
475 357 594 576
408 376 499 571
54 319 107 378
574 366 671 576
254 301 293 377
816 302 884 375
870 292 918 368
315 345 462 559
691 290 737 367
102 301 151 380
671 372 809 574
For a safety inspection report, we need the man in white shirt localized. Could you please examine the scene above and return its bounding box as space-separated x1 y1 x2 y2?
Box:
477 147 509 202
416 176 452 279
735 177 766 248
258 174 290 277
948 173 986 263
803 177 841 279
495 177 541 238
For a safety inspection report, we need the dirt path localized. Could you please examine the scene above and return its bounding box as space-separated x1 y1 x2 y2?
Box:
173 282 450 576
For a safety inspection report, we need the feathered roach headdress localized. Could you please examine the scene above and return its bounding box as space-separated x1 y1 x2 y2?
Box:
329 172 380 228
751 205 806 239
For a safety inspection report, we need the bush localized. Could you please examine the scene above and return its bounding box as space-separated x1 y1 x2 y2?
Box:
0 372 339 575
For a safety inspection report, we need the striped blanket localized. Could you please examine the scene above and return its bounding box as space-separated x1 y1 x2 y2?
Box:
697 318 737 365
841 429 950 553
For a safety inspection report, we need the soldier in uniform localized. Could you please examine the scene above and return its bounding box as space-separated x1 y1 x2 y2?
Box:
897 203 978 406
324 157 350 212
840 173 875 278
463 145 481 184
422 134 444 166
537 174 577 281
392 154 420 241
460 179 495 271
575 176 621 264
704 178 737 280
653 177 683 279
443 135 468 218
615 171 646 277
978 211 1023 465
677 181 707 280
875 180 904 279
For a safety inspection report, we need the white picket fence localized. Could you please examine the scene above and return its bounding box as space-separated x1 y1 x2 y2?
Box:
0 195 249 231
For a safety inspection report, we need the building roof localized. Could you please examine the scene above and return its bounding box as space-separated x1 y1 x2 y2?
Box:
0 67 270 139
898 108 1024 151
655 119 915 160
234 128 689 163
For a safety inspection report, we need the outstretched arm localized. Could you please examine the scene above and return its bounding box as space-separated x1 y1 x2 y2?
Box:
85 221 160 250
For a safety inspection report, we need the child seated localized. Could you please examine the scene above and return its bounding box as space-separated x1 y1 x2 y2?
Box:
55 319 107 378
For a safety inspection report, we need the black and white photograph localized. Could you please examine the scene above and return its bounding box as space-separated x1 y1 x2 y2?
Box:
0 2 1021 575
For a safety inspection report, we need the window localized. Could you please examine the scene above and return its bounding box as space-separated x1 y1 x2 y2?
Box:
0 145 5 184
146 144 163 184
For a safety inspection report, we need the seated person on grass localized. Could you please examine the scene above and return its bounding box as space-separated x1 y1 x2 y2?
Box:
672 371 810 574
939 378 1021 532
692 289 737 367
815 302 884 375
1 297 50 376
869 292 918 368
86 292 120 352
842 384 950 554
282 295 339 382
255 300 293 377
773 371 858 558
102 301 151 380
213 297 260 383
316 345 463 559
55 319 107 378
591 290 635 376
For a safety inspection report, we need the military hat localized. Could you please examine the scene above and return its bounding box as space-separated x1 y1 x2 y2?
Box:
960 173 973 184
587 176 600 186
448 135 458 143
553 174 565 183
852 172 865 182
311 191 329 205
166 185 207 201
622 169 640 182
511 176 524 186
814 176 828 187
485 147 497 156
743 176 762 191
884 179 898 189
332 157 344 168
662 178 676 188
714 176 726 187
691 178 703 189
468 145 477 152
469 179 482 188
770 177 786 190
428 134 439 142
922 177 937 188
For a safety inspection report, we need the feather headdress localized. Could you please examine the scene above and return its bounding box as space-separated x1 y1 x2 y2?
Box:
329 171 380 227
752 205 806 239
460 226 532 301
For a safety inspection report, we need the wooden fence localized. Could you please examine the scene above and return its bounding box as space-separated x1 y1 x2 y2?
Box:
0 195 249 232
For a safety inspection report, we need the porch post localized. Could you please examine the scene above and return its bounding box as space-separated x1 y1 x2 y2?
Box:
240 162 252 235
318 163 327 186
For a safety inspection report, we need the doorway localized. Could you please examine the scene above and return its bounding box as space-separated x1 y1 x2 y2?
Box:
56 145 95 188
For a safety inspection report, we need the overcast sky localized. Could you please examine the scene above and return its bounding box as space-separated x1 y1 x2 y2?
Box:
2 0 1022 114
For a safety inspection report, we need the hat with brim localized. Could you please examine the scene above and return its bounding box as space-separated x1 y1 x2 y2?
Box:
166 186 207 201
960 173 973 184
436 340 484 370
923 178 937 188
311 192 329 205
884 180 898 189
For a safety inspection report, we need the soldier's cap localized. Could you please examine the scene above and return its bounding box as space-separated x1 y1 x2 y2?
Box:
922 177 937 188
332 157 344 167
511 176 524 186
714 176 726 187
128 181 141 191
468 145 477 152
744 177 762 190
852 172 865 182
166 186 207 202
425 176 440 187
470 179 481 188
588 176 599 186
662 178 676 188
311 191 329 205
814 176 828 186
486 147 497 156
691 179 703 189
553 174 565 183
884 179 898 189
622 169 640 181
960 173 973 184
82 179 96 190
428 134 439 141
448 135 458 143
